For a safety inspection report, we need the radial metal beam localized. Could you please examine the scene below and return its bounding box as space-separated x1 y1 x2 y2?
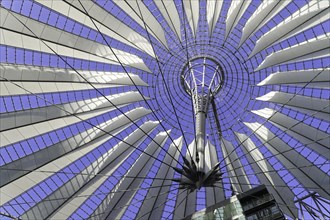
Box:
225 0 251 40
0 80 120 97
1 107 110 147
22 121 159 220
173 174 196 218
0 64 148 86
113 0 169 50
0 109 151 204
205 140 225 207
0 91 148 131
154 1 181 41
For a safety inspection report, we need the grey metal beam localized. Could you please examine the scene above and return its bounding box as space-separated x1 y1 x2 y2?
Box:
0 10 150 72
225 0 251 39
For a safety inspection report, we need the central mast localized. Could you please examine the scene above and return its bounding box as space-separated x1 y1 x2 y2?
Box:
182 57 224 173
173 57 224 191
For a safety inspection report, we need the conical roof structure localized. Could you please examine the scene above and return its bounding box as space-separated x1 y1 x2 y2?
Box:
0 0 329 219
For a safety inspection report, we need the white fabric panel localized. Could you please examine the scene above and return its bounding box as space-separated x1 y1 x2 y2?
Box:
235 132 299 219
34 0 155 58
173 140 197 219
1 107 109 147
0 107 151 205
240 0 292 46
22 120 159 220
284 82 330 89
186 139 197 165
0 28 118 65
48 121 159 219
257 68 330 89
137 136 183 220
0 80 118 96
186 138 214 174
100 131 170 219
225 0 251 39
113 0 168 49
154 0 181 41
256 91 330 121
0 64 148 86
173 188 196 219
1 132 113 205
0 91 148 131
204 140 216 173
205 140 216 205
221 138 252 193
206 0 223 35
244 122 330 199
283 105 329 122
255 34 330 71
0 10 150 72
250 0 329 57
205 140 225 207
251 108 330 160
183 0 200 38
0 108 152 187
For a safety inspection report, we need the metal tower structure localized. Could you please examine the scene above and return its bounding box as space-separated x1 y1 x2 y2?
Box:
181 57 224 171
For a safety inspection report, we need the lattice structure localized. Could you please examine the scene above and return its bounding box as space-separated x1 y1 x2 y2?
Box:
0 0 329 219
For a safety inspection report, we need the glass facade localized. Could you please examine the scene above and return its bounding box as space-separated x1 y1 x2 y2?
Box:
240 187 285 220
212 198 245 220
188 185 285 220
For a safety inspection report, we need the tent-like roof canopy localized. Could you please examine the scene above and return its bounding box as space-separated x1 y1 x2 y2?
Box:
0 0 329 219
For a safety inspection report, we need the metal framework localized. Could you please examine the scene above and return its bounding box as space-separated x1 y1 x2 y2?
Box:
180 57 224 173
0 0 329 219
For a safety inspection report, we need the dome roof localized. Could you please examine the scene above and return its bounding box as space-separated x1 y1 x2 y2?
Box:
0 0 329 219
